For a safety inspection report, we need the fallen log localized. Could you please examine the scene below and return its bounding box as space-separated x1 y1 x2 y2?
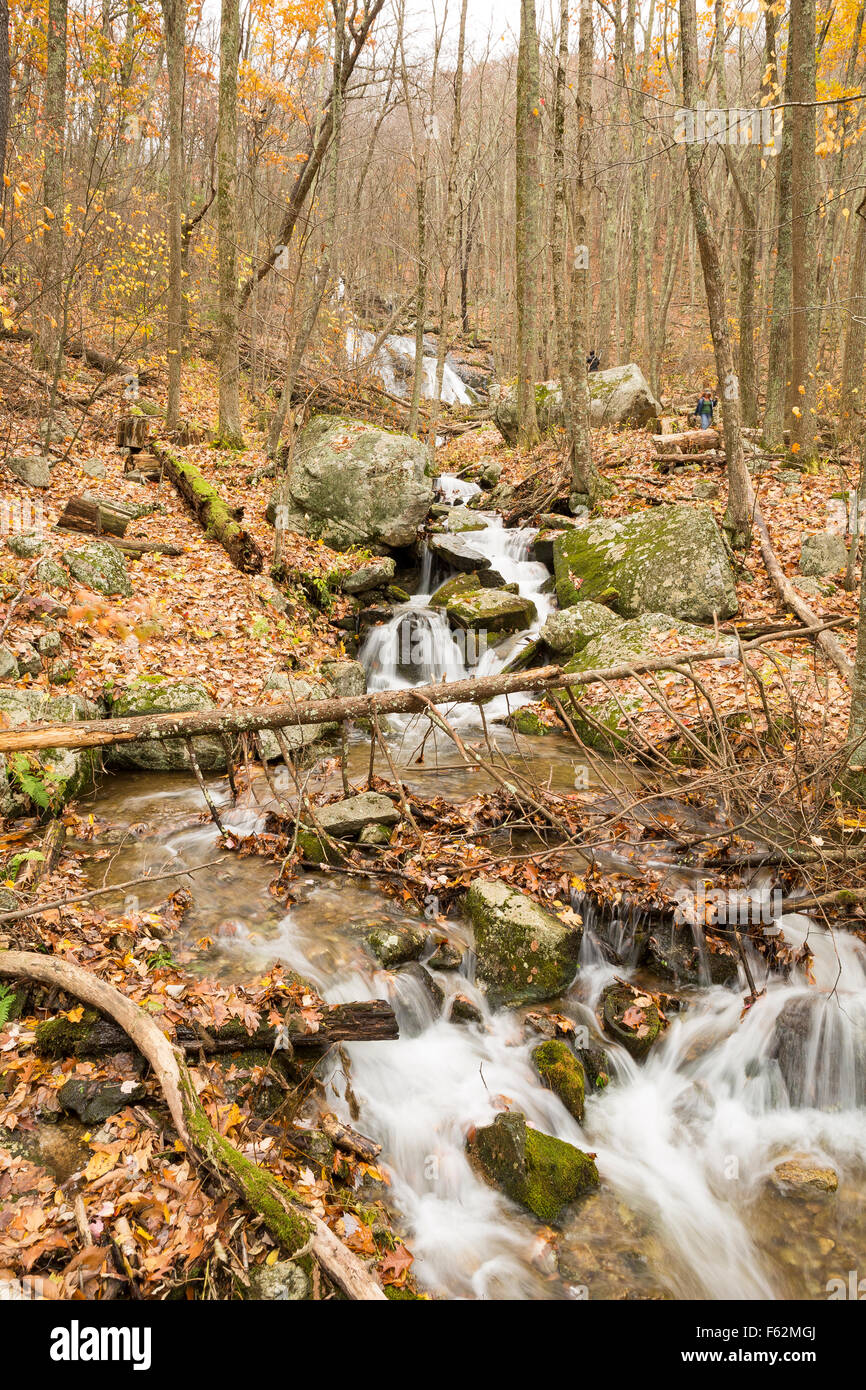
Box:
32 999 398 1058
654 452 723 468
652 428 719 450
0 950 386 1300
0 622 845 756
152 442 263 574
56 497 130 538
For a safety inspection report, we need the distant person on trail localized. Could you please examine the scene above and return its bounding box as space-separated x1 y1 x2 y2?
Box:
586 349 600 372
694 389 718 430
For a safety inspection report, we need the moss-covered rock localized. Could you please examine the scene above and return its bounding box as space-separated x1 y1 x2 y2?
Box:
443 505 486 533
467 1111 598 1222
465 879 582 1007
552 505 737 622
36 557 71 589
0 688 98 816
58 1077 146 1123
504 707 552 736
445 588 536 634
532 1039 586 1122
62 541 132 597
266 414 434 550
600 982 661 1060
555 612 731 752
494 365 661 444
429 571 482 607
6 531 44 558
366 923 427 968
539 601 621 656
106 676 225 772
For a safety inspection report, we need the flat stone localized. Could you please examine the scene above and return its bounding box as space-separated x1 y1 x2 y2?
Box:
316 791 400 838
799 532 847 578
343 557 396 594
366 923 427 968
428 533 494 573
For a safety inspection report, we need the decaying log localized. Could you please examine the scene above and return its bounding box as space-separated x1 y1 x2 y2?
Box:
152 442 264 574
320 1111 382 1161
0 621 848 757
652 427 719 450
32 998 399 1058
116 415 149 451
0 950 387 1300
56 497 130 538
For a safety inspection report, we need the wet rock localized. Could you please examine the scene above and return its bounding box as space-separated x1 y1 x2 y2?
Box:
342 557 396 594
429 939 464 970
467 1111 599 1222
768 994 866 1108
58 1077 146 1123
429 571 482 607
443 505 486 533
445 588 536 635
532 1039 586 1122
553 504 737 622
494 365 661 445
246 1259 310 1300
645 919 739 988
395 961 444 1015
358 822 393 847
107 676 227 773
266 414 434 550
366 923 427 968
539 601 620 656
465 878 582 1007
62 540 132 597
600 982 662 1060
772 1157 838 1196
530 528 564 567
575 1044 612 1091
450 993 484 1025
6 455 51 488
799 532 846 578
504 707 552 736
316 791 400 838
6 531 44 558
428 533 495 573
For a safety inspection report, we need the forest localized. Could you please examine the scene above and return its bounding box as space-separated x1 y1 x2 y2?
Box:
0 0 865 1325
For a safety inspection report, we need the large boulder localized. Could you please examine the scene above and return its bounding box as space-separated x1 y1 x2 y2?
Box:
799 532 846 578
0 688 99 817
266 414 434 550
5 455 51 488
315 791 400 838
465 879 582 1007
256 673 338 761
445 588 536 635
107 676 226 772
62 541 132 597
557 613 731 752
494 364 661 445
539 600 620 656
552 505 737 622
467 1111 599 1223
428 533 495 573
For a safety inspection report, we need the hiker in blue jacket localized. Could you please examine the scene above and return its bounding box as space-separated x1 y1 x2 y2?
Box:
694 389 718 430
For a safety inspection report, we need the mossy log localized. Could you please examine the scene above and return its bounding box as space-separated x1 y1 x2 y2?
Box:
0 950 386 1300
153 443 263 574
33 999 399 1058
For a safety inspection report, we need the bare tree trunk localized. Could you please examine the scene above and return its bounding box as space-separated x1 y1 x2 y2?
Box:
565 0 599 505
37 0 67 369
0 0 9 199
217 0 244 448
844 430 866 795
160 0 187 432
430 0 468 439
763 15 793 449
515 0 541 447
679 0 751 547
841 192 866 436
789 0 818 462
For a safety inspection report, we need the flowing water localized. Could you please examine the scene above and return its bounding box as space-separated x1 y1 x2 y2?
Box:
83 475 866 1300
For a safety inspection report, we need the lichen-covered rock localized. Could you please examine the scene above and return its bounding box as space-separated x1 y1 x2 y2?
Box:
465 879 582 1007
266 414 434 549
799 532 847 578
366 923 427 968
552 505 737 622
36 557 71 589
557 612 731 752
316 791 400 838
600 982 661 1060
247 1259 310 1300
532 1039 586 1122
467 1111 599 1222
0 688 99 816
0 644 19 680
342 557 396 594
504 707 552 737
494 365 661 444
6 455 51 488
62 541 132 597
443 505 486 533
6 531 44 558
358 822 393 847
320 660 367 697
445 588 536 634
256 674 338 761
539 601 620 655
107 676 226 772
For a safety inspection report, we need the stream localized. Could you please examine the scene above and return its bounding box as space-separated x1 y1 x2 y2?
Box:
80 476 866 1301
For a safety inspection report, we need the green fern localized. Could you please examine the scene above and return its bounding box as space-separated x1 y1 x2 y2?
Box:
0 985 16 1028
